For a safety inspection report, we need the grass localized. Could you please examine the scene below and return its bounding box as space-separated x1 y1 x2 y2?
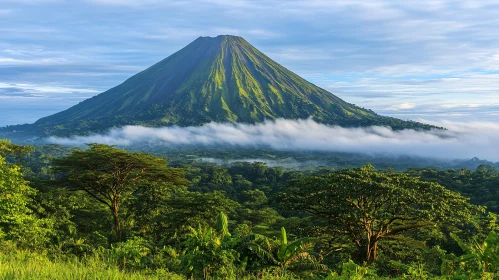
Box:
0 250 184 280
0 250 302 280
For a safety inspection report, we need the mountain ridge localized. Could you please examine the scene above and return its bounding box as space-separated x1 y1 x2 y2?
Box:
23 35 435 135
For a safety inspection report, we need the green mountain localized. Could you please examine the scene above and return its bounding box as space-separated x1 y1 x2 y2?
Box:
33 35 433 135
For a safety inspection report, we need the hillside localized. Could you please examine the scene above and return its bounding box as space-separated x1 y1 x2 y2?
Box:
27 35 433 135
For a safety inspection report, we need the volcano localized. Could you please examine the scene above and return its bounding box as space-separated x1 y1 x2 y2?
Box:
32 35 432 135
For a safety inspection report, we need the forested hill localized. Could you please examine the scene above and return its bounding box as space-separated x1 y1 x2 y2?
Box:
23 35 435 135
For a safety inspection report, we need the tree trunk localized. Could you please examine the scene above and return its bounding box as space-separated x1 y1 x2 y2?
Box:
357 236 379 264
367 239 378 261
371 241 378 260
366 239 379 262
112 197 121 241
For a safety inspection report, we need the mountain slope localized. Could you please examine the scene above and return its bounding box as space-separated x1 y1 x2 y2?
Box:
33 35 432 135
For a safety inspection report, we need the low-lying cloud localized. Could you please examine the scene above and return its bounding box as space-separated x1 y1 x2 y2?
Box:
198 157 327 170
46 118 499 161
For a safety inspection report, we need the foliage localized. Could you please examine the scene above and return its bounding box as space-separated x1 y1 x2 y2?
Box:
242 227 328 276
0 138 35 165
180 212 239 279
0 154 53 248
442 230 499 278
131 190 239 242
410 165 499 214
53 144 188 240
279 164 484 263
0 141 497 279
326 261 379 280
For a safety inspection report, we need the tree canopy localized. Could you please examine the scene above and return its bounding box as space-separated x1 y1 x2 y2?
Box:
279 164 484 263
1 140 498 279
53 144 188 239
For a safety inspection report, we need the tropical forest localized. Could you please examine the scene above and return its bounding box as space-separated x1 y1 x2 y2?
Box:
0 139 497 279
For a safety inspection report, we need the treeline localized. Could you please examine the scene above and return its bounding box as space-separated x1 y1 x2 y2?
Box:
0 139 498 279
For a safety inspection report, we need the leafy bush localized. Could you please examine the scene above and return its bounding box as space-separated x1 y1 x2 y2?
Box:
442 231 499 278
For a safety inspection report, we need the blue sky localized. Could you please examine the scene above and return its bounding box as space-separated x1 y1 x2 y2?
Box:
1 0 499 127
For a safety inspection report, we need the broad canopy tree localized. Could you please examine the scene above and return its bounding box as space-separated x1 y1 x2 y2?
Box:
53 144 188 240
0 139 35 165
279 164 483 263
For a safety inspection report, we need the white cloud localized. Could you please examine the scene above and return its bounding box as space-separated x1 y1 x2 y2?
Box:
391 103 416 110
325 72 499 120
441 104 485 109
0 82 100 98
0 9 13 14
85 0 161 6
247 29 279 38
0 0 60 3
266 48 335 61
47 118 499 161
0 57 68 66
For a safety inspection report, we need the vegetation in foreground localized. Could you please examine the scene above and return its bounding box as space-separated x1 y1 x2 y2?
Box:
0 248 182 280
0 139 498 279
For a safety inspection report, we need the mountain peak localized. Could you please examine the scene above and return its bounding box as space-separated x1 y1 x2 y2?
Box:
33 36 434 135
202 34 243 39
193 35 248 48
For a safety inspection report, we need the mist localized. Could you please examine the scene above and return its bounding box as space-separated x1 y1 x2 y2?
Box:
198 157 327 170
46 118 499 161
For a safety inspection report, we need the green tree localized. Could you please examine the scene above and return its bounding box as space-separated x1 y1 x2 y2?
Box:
279 164 483 263
412 165 499 214
0 139 35 165
53 144 188 240
0 155 53 247
0 154 34 238
154 190 239 240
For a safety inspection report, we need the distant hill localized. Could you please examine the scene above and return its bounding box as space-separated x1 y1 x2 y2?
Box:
24 35 434 135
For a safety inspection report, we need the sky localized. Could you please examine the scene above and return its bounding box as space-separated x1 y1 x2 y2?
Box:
1 0 499 127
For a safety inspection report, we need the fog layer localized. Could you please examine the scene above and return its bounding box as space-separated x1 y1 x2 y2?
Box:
46 118 499 161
